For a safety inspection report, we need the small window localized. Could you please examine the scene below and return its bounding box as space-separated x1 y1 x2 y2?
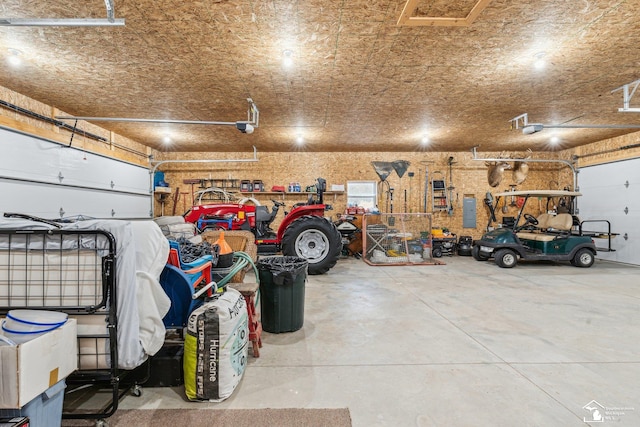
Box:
347 181 377 211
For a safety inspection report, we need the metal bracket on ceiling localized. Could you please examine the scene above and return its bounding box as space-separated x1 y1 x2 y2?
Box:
0 0 124 26
612 79 640 112
509 112 640 134
239 98 260 129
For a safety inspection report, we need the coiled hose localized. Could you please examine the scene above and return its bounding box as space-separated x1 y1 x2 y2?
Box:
192 251 259 299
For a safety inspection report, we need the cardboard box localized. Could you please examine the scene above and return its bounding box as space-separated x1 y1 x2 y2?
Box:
0 319 77 409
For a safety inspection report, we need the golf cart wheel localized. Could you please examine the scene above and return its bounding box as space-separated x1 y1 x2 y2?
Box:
472 245 489 261
282 215 342 275
494 249 518 268
572 248 595 268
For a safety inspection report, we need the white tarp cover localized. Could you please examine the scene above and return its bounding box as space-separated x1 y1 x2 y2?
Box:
0 217 169 369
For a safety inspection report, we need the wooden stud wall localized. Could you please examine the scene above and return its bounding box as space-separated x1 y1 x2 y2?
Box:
0 86 150 166
567 130 640 169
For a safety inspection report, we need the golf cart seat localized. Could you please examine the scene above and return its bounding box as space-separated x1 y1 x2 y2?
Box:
517 213 573 242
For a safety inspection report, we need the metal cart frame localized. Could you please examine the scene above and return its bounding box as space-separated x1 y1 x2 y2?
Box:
0 228 142 425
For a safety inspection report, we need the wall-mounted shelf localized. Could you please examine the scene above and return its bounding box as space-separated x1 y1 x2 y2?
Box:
154 187 172 194
197 178 240 190
238 191 344 202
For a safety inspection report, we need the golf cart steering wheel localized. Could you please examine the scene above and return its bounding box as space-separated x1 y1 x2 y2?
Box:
524 213 538 226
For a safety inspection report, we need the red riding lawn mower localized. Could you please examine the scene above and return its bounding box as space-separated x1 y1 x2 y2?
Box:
183 178 342 275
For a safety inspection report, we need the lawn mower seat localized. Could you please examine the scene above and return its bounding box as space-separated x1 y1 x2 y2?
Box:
255 205 272 222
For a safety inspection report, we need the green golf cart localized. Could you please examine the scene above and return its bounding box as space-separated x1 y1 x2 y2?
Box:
472 190 599 268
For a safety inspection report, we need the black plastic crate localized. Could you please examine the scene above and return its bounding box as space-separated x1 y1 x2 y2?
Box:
145 345 184 387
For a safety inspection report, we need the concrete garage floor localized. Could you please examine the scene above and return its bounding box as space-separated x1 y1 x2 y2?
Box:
120 256 640 426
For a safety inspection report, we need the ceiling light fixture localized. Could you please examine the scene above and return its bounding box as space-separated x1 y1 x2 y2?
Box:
534 52 546 70
550 135 559 144
421 135 429 144
162 135 171 144
296 134 304 144
7 48 22 66
283 50 293 67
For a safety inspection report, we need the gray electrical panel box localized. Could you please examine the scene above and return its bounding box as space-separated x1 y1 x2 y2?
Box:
463 196 476 228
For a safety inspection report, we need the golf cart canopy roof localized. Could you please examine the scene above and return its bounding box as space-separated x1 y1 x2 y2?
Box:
493 190 582 198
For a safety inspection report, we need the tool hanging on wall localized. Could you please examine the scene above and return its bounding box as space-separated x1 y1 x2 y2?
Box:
371 161 394 212
183 179 200 206
404 189 408 212
425 167 428 213
419 161 434 213
447 156 456 216
388 187 395 225
391 160 410 213
181 191 189 213
407 171 414 213
484 192 497 230
172 186 181 216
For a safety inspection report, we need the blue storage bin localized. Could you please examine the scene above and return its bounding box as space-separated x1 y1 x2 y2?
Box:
154 171 168 188
0 380 65 427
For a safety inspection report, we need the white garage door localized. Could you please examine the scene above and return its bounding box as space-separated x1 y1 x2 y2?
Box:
578 158 640 265
0 126 151 219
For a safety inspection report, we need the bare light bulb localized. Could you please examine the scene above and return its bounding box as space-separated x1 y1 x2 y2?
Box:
7 49 22 66
283 50 293 67
534 52 546 70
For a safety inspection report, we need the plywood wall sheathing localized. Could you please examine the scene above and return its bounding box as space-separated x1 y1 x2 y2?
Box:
154 150 571 239
568 130 640 169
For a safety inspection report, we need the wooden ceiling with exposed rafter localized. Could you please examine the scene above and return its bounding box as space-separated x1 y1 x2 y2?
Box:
1 0 639 153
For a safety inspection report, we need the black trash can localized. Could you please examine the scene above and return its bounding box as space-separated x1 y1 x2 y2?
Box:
257 256 308 333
